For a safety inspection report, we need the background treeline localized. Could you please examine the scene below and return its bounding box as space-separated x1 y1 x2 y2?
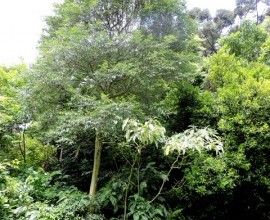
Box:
0 0 269 219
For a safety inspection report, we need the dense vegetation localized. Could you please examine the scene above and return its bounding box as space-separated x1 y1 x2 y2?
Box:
0 0 269 219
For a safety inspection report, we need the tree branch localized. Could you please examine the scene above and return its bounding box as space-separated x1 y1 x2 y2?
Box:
149 154 180 204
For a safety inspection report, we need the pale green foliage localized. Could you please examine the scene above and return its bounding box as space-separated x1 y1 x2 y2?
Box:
164 127 224 156
123 119 223 156
122 118 166 147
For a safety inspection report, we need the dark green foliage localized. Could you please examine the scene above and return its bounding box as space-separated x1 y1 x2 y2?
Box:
161 81 201 132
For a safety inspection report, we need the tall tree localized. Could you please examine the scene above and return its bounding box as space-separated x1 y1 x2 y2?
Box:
189 8 235 56
204 22 270 219
235 0 270 23
28 0 198 213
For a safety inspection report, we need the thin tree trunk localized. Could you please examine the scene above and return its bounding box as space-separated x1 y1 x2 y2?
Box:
123 153 138 220
22 129 26 164
89 132 102 214
256 0 259 24
18 129 26 164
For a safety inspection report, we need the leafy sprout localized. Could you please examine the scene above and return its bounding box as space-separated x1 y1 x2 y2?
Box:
123 119 224 156
164 126 224 156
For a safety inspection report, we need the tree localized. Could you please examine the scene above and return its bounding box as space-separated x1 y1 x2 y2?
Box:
235 0 270 24
221 21 268 62
204 25 270 218
28 0 198 213
189 7 235 56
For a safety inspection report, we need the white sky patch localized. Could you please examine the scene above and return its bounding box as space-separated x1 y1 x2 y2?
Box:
186 0 236 15
0 0 63 66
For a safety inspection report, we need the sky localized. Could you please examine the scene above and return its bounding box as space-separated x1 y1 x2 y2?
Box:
0 0 63 66
0 0 236 66
186 0 236 15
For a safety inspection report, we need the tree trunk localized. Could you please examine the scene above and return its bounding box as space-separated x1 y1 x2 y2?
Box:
22 129 26 164
89 132 102 213
256 0 259 24
18 129 26 164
